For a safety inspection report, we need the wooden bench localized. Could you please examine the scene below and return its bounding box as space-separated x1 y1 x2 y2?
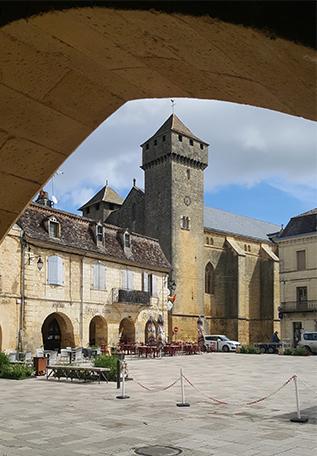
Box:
46 365 110 383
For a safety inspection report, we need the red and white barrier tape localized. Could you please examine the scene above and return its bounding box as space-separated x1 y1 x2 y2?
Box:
182 373 296 407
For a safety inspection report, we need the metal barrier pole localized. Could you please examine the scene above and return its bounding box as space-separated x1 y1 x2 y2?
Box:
116 359 130 399
290 375 308 423
177 368 190 407
116 357 121 389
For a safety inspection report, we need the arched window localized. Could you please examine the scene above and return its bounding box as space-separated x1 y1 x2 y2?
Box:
205 262 214 294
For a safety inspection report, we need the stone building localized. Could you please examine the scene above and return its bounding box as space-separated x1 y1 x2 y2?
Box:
0 200 170 353
275 209 317 346
84 115 280 344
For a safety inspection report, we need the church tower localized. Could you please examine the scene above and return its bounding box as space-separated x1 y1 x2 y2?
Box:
141 114 208 338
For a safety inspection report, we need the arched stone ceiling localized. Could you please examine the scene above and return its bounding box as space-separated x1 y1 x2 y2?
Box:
0 6 316 241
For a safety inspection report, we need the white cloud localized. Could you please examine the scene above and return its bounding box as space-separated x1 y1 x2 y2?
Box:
45 98 317 211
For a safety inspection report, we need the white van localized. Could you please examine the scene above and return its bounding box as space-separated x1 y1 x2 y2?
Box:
297 332 317 354
203 335 240 352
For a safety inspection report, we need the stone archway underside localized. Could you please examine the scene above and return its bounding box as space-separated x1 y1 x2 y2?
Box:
0 6 316 241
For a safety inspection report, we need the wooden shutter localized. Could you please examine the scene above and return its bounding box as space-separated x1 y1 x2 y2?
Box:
56 256 64 285
100 265 106 290
93 263 99 289
128 270 134 290
143 272 148 292
122 269 128 289
152 275 158 297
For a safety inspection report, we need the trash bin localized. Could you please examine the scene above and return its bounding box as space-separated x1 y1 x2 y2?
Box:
33 357 47 376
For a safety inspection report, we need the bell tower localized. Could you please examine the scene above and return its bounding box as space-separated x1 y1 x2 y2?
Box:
141 114 208 338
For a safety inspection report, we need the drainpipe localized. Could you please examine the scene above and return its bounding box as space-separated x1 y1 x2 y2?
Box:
79 256 85 346
18 232 26 352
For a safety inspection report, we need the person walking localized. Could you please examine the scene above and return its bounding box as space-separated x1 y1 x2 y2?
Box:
271 331 280 343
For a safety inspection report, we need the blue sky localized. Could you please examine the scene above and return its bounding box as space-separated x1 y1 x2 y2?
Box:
45 98 317 226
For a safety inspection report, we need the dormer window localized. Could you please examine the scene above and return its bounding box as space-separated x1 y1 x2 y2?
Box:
124 232 131 248
48 217 60 238
96 224 103 242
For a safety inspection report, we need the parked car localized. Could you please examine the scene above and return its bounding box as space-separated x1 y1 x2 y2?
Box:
203 335 240 352
297 332 317 354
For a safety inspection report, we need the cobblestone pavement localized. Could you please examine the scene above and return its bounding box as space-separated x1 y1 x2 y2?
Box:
0 353 316 456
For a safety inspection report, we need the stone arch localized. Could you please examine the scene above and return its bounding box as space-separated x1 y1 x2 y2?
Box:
205 262 215 295
41 312 75 351
144 318 158 345
89 315 108 347
0 6 315 242
119 318 135 344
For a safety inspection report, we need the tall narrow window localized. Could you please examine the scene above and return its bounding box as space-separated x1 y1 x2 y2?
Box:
296 286 307 306
205 262 214 294
142 272 149 292
131 204 136 223
124 232 131 248
96 224 103 242
48 255 64 285
296 250 306 270
178 134 183 142
92 262 106 290
181 216 190 230
189 139 194 146
122 270 134 290
186 169 190 179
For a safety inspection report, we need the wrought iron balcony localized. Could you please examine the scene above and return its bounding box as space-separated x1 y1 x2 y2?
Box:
280 300 317 313
112 288 150 305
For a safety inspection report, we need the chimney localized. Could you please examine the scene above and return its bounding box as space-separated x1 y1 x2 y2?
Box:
35 190 53 207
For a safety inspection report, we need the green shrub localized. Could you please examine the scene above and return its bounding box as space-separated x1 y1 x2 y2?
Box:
94 355 118 381
0 352 10 368
284 347 308 356
0 364 34 379
239 345 261 354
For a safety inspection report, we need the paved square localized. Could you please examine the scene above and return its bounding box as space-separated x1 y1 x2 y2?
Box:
0 353 316 456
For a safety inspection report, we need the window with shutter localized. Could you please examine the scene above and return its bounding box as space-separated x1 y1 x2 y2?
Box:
152 275 158 297
122 270 128 289
93 262 106 289
127 270 134 290
296 250 306 270
48 255 63 285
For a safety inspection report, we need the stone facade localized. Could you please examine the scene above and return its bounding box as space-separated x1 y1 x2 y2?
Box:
275 209 317 345
0 205 170 353
84 114 280 344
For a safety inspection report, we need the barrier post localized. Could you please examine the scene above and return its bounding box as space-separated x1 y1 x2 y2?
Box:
176 368 190 407
116 360 130 399
116 356 121 389
290 375 308 423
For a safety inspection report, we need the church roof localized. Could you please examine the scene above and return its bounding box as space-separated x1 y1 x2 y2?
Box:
278 208 317 238
204 207 280 241
79 185 123 210
142 114 208 146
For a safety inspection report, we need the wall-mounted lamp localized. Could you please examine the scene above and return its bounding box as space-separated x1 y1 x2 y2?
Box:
37 256 44 271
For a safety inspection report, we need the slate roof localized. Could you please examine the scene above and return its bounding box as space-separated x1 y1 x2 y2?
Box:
142 114 208 146
18 204 170 271
279 208 317 238
79 185 123 210
204 207 280 241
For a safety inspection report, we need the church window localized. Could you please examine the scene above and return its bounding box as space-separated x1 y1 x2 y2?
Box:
146 143 149 150
247 245 251 252
244 244 248 251
48 217 60 239
178 134 183 142
92 262 106 290
186 169 190 179
206 237 209 245
209 237 214 245
47 255 64 286
205 262 214 294
181 216 190 230
162 135 166 142
154 139 157 146
189 139 194 146
200 143 204 149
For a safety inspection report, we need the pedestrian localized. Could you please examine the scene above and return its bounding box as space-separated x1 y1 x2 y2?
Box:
271 331 280 343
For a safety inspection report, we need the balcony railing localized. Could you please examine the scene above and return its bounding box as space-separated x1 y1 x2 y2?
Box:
281 300 317 313
112 288 150 305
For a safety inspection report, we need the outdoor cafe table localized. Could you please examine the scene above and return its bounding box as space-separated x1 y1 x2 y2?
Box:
137 345 159 358
183 344 199 355
163 345 179 356
46 365 110 383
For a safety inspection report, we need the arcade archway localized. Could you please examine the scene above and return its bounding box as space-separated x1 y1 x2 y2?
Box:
41 312 75 351
89 315 108 347
119 318 135 344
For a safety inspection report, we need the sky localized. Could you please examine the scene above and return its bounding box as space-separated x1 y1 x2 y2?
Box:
45 98 317 226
